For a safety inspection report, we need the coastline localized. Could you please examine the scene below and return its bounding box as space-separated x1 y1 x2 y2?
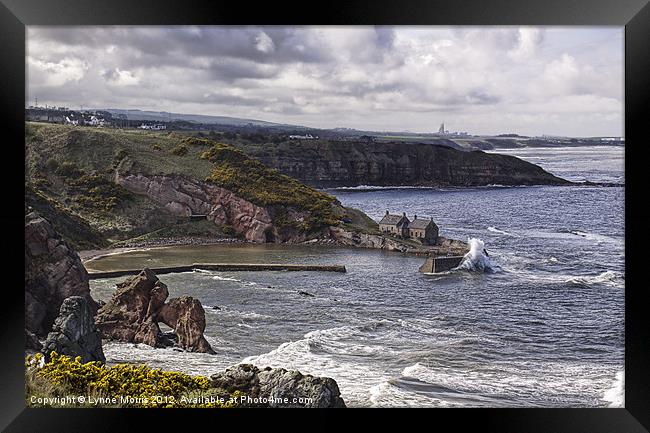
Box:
80 232 470 266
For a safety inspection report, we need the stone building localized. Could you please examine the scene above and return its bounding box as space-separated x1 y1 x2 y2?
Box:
378 211 410 237
408 215 439 245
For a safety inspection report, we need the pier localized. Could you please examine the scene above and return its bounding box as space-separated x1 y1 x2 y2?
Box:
87 263 347 279
418 256 465 273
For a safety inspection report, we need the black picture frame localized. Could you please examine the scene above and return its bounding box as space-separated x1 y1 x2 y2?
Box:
2 0 648 431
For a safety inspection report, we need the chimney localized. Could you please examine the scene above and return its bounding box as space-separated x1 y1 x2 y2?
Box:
385 210 389 215
403 212 406 218
414 215 417 220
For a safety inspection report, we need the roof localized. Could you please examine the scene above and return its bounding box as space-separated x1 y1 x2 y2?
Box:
409 218 437 230
379 214 406 225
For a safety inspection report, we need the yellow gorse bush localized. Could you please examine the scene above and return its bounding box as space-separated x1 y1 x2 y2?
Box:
26 352 239 408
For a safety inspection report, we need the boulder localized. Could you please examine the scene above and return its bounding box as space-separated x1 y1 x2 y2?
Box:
95 268 214 353
210 364 346 408
95 268 168 346
158 296 215 354
25 211 98 337
42 296 105 363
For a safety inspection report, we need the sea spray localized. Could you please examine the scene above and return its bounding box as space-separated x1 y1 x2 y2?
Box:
457 238 494 272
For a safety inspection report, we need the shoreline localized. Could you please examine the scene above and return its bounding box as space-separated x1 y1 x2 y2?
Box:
81 233 469 266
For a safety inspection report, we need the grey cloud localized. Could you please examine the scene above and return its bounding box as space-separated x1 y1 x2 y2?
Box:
27 26 623 136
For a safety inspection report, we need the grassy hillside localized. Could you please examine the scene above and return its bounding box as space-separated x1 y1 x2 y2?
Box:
25 123 378 247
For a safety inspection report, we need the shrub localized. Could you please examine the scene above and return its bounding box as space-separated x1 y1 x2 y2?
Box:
151 144 162 151
44 158 60 171
68 173 131 212
25 352 242 408
55 161 85 178
200 143 341 232
170 144 189 156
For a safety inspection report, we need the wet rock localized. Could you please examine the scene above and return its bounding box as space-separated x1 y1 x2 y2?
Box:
210 364 346 408
158 296 216 354
42 296 105 363
95 268 168 346
95 268 215 353
25 211 98 338
297 290 315 297
211 305 221 310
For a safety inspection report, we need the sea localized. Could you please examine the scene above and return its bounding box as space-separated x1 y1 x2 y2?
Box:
87 145 625 408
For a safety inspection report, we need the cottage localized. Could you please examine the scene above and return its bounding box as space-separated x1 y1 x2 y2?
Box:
378 211 410 237
408 215 439 245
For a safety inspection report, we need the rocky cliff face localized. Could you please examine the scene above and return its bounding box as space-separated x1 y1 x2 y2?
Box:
115 173 279 242
248 141 570 188
25 211 98 336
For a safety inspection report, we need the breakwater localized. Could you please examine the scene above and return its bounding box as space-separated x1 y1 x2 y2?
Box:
87 263 347 279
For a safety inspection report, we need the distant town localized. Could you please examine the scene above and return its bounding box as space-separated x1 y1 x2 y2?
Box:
24 105 624 148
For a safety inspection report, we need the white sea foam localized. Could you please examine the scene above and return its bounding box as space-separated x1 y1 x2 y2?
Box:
565 270 621 287
487 226 511 235
211 275 242 282
602 371 625 407
399 361 623 407
457 238 494 272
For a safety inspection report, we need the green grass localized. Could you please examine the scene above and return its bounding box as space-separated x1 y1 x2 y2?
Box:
24 123 380 243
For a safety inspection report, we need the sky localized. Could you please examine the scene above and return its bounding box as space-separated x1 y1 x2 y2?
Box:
26 26 624 137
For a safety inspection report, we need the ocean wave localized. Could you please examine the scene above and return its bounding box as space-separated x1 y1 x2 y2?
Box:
567 230 623 245
398 361 624 407
205 306 273 321
456 238 496 273
602 371 625 407
565 271 622 287
487 226 511 236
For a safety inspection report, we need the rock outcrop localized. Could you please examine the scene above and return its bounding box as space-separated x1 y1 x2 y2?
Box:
245 140 571 188
158 296 214 354
95 269 215 353
210 364 346 408
42 296 105 363
25 211 97 337
115 174 274 242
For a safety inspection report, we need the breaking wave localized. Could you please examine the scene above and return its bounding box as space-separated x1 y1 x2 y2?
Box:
565 270 622 287
457 238 495 272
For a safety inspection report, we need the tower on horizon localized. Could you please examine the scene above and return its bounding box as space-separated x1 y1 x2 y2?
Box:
438 123 445 134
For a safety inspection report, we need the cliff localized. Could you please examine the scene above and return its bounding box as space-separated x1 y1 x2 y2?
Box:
235 139 570 188
24 123 358 247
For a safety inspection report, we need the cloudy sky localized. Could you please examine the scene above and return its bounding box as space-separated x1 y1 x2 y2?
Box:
27 26 623 136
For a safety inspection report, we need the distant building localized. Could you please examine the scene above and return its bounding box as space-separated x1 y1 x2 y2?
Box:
438 123 445 134
139 123 167 130
378 211 410 237
378 211 439 245
289 134 317 140
408 215 439 245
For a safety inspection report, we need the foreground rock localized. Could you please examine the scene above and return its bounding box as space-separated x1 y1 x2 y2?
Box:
42 296 105 363
25 211 98 337
95 268 215 353
211 364 346 408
